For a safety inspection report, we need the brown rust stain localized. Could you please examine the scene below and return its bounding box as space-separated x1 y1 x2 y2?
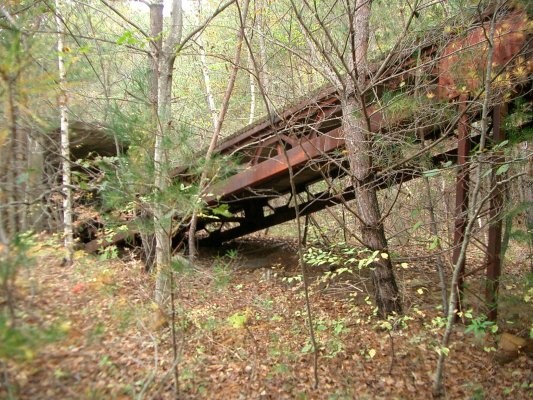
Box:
438 11 531 99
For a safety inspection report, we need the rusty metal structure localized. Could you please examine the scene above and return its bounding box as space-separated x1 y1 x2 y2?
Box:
184 9 529 321
86 9 530 321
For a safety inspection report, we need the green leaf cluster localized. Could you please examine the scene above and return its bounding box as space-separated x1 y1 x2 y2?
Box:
0 315 66 362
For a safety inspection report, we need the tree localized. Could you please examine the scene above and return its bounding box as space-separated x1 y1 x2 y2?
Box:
146 0 183 306
432 1 531 393
188 0 250 260
0 3 55 240
342 0 401 316
290 0 402 316
138 0 236 303
0 6 28 240
54 0 74 264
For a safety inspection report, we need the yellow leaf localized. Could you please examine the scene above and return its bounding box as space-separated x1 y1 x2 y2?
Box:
426 92 435 99
23 347 35 361
368 348 376 358
381 253 389 260
73 250 86 260
417 288 425 295
59 320 71 333
401 262 409 269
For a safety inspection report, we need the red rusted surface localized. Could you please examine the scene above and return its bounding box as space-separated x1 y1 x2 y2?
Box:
214 87 340 157
208 128 345 203
206 104 397 206
197 10 530 172
486 104 506 321
180 10 529 249
438 10 529 99
453 96 471 315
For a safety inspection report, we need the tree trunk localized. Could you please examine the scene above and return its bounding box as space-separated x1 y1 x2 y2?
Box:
257 0 272 115
523 142 533 272
152 0 182 306
247 50 256 124
342 95 401 316
3 76 18 237
55 0 73 264
140 1 165 273
342 0 401 316
188 0 249 260
14 89 27 232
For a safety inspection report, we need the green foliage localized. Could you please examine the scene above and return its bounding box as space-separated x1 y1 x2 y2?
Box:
304 243 388 274
497 200 533 245
462 311 498 338
380 90 419 121
504 98 533 144
1 231 36 336
199 203 233 220
116 30 142 47
0 231 35 288
376 313 414 332
98 245 118 261
227 311 248 329
422 161 453 178
171 254 194 274
212 250 237 289
0 315 66 362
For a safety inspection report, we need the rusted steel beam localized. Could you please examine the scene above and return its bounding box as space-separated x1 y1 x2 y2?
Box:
171 10 527 183
200 137 484 244
208 105 423 206
486 104 506 321
453 96 471 315
208 128 345 203
181 10 529 249
214 87 339 156
216 10 527 157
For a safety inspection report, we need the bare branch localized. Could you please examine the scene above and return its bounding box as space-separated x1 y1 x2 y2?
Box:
99 0 151 39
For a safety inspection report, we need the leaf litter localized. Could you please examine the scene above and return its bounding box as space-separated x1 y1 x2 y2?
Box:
1 235 531 399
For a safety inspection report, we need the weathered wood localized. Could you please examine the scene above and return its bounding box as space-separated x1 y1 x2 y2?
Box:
496 332 533 364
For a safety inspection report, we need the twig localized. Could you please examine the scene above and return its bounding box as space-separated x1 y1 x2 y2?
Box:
169 273 179 398
387 330 395 375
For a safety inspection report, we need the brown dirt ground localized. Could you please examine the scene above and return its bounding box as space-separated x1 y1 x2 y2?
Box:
1 234 532 399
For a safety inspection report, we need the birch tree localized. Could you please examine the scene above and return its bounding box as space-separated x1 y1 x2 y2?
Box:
147 0 183 305
54 0 73 264
141 0 236 303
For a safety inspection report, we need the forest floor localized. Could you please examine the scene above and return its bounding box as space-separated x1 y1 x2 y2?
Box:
1 233 532 399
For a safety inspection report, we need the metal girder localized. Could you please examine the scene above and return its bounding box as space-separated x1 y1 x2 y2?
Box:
200 138 481 245
486 104 506 321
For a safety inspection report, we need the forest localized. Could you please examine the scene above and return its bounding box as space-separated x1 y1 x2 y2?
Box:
0 0 532 398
